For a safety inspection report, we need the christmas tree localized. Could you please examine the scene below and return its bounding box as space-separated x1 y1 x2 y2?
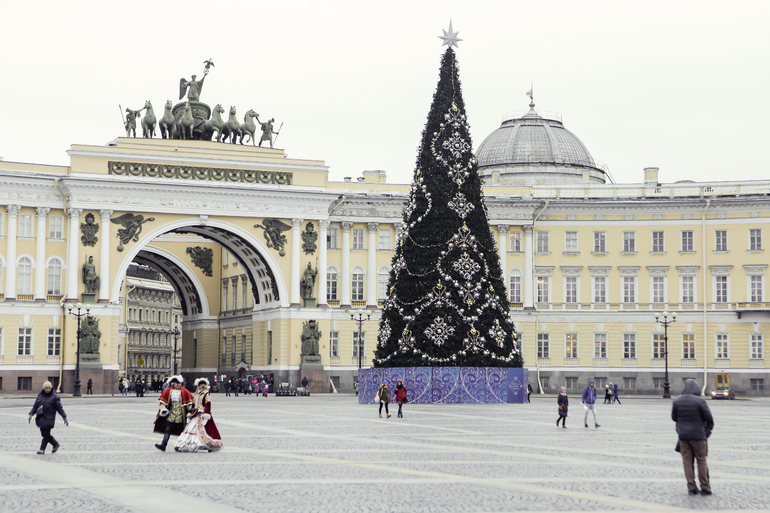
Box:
374 32 522 368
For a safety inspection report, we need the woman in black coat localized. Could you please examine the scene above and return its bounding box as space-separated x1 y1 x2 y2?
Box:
28 381 68 454
556 386 569 428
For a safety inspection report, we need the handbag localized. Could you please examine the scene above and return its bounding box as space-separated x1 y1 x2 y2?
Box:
403 397 408 404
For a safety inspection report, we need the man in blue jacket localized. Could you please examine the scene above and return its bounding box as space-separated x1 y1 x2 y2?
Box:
581 380 600 428
672 378 714 495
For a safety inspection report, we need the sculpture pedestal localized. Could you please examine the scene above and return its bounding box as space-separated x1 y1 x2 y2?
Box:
81 293 96 303
300 355 323 369
302 297 317 308
299 357 325 394
81 352 101 363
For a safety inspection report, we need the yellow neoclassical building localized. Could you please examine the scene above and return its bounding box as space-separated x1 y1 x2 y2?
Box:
0 103 767 396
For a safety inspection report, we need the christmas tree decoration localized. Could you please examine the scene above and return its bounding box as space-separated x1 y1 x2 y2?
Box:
374 32 522 369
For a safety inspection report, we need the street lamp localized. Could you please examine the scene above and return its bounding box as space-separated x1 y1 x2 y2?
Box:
172 327 180 375
654 311 677 399
66 302 91 397
350 309 372 369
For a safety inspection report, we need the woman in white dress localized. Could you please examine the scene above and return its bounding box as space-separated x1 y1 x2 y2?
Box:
174 378 223 452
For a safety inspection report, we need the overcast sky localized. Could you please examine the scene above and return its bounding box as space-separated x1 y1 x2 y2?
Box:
1 0 768 186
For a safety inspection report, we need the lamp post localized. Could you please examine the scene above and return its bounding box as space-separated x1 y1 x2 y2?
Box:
172 327 180 375
66 302 91 397
350 309 372 370
655 311 677 399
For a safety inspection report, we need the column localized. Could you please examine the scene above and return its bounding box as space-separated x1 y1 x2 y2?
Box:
367 222 378 308
497 225 508 279
66 208 82 301
34 207 50 301
340 221 352 307
318 220 329 307
523 225 534 309
4 205 20 300
99 209 113 302
290 218 303 305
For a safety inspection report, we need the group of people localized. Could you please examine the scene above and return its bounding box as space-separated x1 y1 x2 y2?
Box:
224 377 270 396
603 382 622 404
554 378 713 495
375 379 408 418
153 375 223 452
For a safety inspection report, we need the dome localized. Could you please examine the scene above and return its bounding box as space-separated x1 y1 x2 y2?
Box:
476 103 608 186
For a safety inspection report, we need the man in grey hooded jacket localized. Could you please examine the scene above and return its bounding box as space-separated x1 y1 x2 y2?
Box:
671 378 714 495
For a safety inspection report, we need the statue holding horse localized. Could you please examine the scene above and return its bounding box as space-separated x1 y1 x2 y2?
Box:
203 104 226 142
221 106 241 144
159 100 175 139
141 100 156 138
239 109 259 146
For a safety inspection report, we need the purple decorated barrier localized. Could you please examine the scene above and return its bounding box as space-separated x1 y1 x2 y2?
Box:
359 367 527 404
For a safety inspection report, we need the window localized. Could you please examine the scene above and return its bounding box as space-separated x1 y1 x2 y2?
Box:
715 230 728 252
509 231 522 252
509 272 522 303
565 276 578 303
47 259 62 295
623 231 636 253
565 232 578 253
652 231 665 253
47 328 61 356
653 377 665 390
18 377 32 390
49 215 64 239
232 280 238 310
540 377 550 390
378 229 391 250
652 276 666 303
329 331 339 357
326 267 338 301
352 331 365 358
593 231 606 253
716 333 729 359
751 333 764 359
681 276 695 303
623 377 636 390
594 333 607 358
623 333 637 359
750 275 763 302
327 227 339 249
681 231 694 252
536 231 549 253
222 281 228 311
682 333 696 359
623 276 636 303
243 278 248 309
715 275 728 303
653 333 665 359
751 378 765 391
565 377 578 389
18 327 32 355
223 251 229 267
536 275 550 303
19 213 34 237
231 335 236 365
352 228 365 250
537 333 549 358
565 333 578 359
17 257 32 295
351 267 365 301
750 229 762 251
593 276 607 303
378 268 389 300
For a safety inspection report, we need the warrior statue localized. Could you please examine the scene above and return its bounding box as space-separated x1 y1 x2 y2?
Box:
80 316 101 356
300 263 317 299
82 256 100 294
301 320 321 356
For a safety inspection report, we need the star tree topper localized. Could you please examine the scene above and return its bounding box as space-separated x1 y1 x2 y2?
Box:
439 21 462 48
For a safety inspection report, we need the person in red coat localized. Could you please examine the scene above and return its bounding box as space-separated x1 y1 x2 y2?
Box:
394 379 408 419
175 377 223 452
153 375 194 451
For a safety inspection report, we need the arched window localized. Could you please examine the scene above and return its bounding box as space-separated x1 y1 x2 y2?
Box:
509 269 522 304
47 258 63 295
327 266 338 301
378 267 391 301
17 257 32 295
351 266 365 302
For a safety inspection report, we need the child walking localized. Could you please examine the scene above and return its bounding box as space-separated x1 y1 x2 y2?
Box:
557 386 569 428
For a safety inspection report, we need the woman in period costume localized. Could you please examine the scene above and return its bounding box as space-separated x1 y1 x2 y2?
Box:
174 378 223 452
28 381 68 454
153 375 194 451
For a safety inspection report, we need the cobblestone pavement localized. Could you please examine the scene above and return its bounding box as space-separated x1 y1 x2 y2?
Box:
0 392 769 513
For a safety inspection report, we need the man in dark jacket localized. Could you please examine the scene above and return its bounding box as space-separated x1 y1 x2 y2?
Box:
672 378 714 495
581 380 600 428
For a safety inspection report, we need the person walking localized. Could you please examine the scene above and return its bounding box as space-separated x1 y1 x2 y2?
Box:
604 383 613 404
174 378 223 452
582 380 600 428
153 375 194 452
613 382 621 405
302 376 309 395
122 378 130 396
394 379 407 418
376 382 391 418
672 378 714 496
86 378 93 395
527 382 533 403
28 381 68 454
556 386 569 428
